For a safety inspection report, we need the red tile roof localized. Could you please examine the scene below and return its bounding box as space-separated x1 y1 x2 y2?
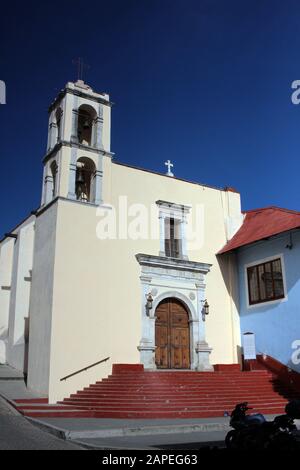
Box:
218 206 300 254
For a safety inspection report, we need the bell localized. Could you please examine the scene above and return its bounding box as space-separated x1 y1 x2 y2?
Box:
83 119 90 129
76 169 85 184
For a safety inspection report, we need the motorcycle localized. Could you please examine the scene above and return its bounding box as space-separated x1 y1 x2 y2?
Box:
225 401 300 450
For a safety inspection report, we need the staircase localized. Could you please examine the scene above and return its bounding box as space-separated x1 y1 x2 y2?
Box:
15 364 300 419
15 365 300 419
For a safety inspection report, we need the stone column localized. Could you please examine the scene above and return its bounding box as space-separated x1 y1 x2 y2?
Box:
44 175 54 204
180 214 189 260
94 117 104 149
67 148 77 200
137 275 157 370
46 112 53 151
159 214 166 256
49 123 58 150
94 103 104 150
195 280 213 371
94 170 103 205
70 110 79 143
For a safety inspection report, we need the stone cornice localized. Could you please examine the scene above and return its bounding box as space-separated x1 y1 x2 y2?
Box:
136 254 211 274
36 196 101 218
48 87 113 113
43 141 114 164
156 200 191 213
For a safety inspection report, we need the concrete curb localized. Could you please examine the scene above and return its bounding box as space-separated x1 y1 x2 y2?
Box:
70 439 157 451
0 391 23 417
27 417 69 440
27 418 231 440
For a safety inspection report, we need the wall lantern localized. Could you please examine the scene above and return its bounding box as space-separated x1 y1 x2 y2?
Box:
145 293 153 316
202 299 210 320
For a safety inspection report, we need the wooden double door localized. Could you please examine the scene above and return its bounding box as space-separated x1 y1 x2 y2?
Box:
155 298 190 369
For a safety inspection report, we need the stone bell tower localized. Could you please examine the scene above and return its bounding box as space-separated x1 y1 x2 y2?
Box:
41 80 113 207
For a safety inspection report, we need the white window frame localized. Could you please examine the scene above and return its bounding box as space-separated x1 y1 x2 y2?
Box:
244 253 288 309
156 200 191 260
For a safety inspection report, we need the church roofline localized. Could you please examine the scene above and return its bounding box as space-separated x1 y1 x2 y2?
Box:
113 161 239 194
0 210 37 244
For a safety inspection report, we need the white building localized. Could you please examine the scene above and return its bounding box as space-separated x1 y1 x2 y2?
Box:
0 80 243 403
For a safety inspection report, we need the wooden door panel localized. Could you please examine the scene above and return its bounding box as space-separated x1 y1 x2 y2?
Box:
155 299 190 369
155 325 168 369
170 328 190 369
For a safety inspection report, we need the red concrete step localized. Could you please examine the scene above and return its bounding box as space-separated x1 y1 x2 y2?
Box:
22 410 96 418
71 388 292 395
15 364 299 420
14 398 48 404
17 404 88 411
21 408 283 417
85 381 282 390
61 397 289 407
55 402 288 412
21 407 287 420
74 388 296 395
100 376 273 383
71 389 297 397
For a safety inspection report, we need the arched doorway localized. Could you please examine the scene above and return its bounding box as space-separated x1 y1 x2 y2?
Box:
155 298 190 369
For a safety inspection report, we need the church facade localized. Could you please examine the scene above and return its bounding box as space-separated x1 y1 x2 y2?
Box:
0 80 247 403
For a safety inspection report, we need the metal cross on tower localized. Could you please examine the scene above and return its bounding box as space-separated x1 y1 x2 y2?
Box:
165 160 174 177
72 57 90 81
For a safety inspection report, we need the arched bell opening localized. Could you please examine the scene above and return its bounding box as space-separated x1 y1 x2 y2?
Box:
50 161 58 199
77 104 97 146
55 108 63 143
75 157 96 203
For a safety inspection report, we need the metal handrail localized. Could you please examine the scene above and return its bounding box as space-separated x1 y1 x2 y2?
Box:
60 356 110 381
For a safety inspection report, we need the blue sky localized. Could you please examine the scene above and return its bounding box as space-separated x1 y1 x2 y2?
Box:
1 0 300 234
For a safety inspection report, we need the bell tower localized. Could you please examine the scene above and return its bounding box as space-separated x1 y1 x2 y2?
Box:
41 80 113 206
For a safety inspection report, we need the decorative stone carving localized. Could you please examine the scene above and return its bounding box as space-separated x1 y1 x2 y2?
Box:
136 253 213 371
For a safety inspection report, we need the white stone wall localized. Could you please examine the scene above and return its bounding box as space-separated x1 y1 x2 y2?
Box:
6 217 35 372
27 204 58 395
0 238 15 363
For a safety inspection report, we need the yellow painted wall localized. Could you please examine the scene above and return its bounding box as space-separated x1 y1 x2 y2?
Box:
45 159 242 402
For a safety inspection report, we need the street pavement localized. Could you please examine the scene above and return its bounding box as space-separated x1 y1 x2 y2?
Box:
0 395 226 450
73 430 226 450
0 396 83 450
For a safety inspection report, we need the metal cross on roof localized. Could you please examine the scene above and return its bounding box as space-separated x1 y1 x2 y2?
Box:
72 57 90 81
165 160 174 177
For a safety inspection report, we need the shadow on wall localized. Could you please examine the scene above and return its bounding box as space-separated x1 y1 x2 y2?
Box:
23 317 29 381
0 326 8 339
217 252 239 313
256 355 300 395
236 345 242 366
